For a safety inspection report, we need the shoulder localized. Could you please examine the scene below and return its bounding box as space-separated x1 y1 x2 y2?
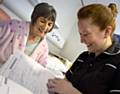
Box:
71 51 89 68
76 51 91 61
80 51 89 57
8 19 29 27
6 20 30 33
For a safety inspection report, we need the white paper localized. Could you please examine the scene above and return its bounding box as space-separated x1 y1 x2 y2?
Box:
0 51 56 94
0 75 33 94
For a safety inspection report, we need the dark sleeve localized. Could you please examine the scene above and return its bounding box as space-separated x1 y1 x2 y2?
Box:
65 52 86 81
65 60 78 81
109 66 120 94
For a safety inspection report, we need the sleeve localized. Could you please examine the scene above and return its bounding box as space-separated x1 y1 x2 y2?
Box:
0 21 15 64
109 66 120 94
65 54 83 81
0 20 27 63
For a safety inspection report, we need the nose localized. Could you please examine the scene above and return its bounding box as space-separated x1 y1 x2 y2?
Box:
80 37 84 43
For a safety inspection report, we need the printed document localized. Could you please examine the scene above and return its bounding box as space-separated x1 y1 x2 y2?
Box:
0 51 56 94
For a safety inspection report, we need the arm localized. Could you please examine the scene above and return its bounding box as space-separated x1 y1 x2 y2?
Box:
0 20 25 64
0 21 14 64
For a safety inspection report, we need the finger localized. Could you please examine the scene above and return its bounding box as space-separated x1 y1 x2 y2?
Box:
54 77 62 80
48 86 55 92
47 79 56 88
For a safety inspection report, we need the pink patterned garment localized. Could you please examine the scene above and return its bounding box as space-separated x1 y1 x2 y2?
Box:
0 20 48 67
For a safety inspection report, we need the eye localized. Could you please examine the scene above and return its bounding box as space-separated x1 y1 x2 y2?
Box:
40 20 45 24
80 32 91 37
48 22 53 27
83 33 89 37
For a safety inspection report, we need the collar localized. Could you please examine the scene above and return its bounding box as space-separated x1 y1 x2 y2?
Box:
104 35 120 55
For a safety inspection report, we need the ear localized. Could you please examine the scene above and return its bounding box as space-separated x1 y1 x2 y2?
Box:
104 26 113 38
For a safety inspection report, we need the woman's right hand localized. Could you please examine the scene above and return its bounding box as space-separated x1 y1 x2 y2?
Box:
47 78 82 94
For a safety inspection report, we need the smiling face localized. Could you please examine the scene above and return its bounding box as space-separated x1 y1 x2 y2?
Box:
30 16 54 39
78 18 109 54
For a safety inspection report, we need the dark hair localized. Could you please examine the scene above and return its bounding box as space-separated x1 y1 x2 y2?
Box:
77 3 118 33
31 2 56 26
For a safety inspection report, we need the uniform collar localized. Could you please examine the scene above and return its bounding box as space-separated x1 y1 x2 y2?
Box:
104 35 120 55
88 35 120 57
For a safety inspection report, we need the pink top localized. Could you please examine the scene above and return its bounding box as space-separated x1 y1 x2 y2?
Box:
0 20 48 67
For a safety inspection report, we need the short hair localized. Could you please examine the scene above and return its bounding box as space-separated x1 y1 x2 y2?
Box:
31 2 56 25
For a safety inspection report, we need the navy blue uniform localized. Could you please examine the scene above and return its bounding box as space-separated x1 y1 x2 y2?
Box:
66 36 120 94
